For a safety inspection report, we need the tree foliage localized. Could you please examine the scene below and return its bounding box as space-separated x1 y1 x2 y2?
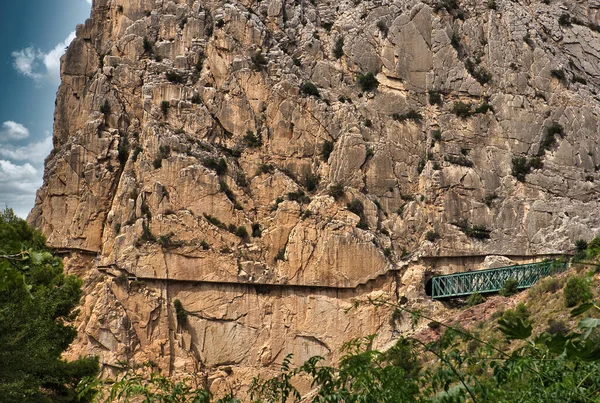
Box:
0 208 98 402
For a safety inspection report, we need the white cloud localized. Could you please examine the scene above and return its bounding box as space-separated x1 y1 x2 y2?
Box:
0 121 52 217
43 32 77 81
0 160 39 182
0 121 30 141
0 160 42 218
85 0 92 3
0 135 53 164
11 47 43 80
12 31 76 84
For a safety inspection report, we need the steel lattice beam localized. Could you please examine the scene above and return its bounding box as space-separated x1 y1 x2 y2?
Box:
430 260 568 299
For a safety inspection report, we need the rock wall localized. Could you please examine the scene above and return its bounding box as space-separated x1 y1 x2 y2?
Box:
30 0 600 396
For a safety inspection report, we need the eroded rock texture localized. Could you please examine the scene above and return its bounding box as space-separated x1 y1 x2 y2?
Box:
30 0 600 395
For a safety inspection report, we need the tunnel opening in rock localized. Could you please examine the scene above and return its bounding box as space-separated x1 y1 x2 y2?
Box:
424 276 433 297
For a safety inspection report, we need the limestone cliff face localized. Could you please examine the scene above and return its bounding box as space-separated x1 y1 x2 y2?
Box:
30 0 600 395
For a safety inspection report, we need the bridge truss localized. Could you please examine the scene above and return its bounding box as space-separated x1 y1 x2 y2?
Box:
430 260 569 299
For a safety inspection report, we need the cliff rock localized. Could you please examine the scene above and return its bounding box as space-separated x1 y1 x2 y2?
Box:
30 0 600 395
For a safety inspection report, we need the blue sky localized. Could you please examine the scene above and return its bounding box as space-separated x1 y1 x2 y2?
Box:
0 0 91 217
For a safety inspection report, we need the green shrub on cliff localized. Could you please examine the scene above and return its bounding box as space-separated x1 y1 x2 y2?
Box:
356 72 378 92
564 276 592 307
499 278 519 296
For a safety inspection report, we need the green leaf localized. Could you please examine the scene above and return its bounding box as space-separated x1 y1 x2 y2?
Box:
577 317 600 339
537 332 575 355
0 266 23 292
41 251 53 261
497 318 532 340
578 317 600 329
565 340 600 361
570 302 595 317
29 250 43 264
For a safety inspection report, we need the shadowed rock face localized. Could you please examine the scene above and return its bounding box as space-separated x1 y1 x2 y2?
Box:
29 0 600 395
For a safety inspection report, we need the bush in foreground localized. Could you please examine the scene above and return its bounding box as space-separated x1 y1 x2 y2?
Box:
0 208 98 402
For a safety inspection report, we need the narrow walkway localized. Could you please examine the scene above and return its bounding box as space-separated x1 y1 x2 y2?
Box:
429 260 569 299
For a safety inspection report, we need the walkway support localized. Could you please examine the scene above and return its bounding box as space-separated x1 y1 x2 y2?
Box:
430 260 568 299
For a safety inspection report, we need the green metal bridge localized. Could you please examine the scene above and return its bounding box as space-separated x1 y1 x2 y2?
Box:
429 260 569 299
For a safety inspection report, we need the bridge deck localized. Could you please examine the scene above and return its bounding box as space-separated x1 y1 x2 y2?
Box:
430 260 568 299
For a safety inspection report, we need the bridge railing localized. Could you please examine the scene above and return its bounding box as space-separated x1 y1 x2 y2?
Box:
431 260 569 299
